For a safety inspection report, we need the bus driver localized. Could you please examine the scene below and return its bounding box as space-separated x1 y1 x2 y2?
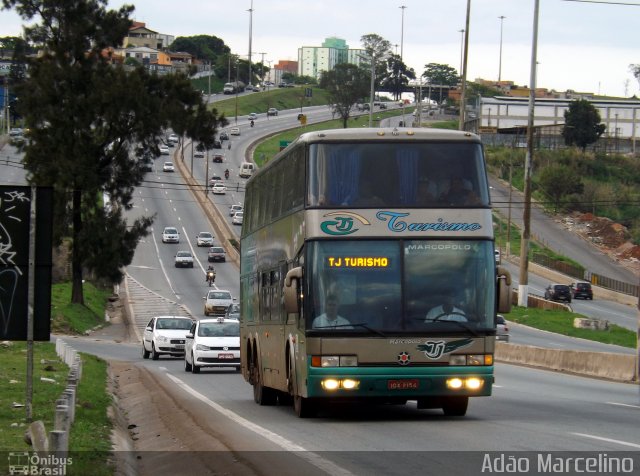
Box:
312 294 353 329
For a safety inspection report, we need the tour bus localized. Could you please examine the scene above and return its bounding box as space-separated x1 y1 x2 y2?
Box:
239 128 511 418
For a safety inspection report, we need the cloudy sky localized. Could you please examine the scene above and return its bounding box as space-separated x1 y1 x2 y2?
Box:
1 0 639 97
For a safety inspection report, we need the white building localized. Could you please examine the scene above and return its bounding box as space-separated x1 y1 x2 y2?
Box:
297 37 364 80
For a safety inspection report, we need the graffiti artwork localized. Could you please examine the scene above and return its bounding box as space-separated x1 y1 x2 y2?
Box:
0 186 53 340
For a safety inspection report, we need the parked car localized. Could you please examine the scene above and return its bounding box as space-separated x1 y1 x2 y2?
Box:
163 161 175 172
229 204 243 216
248 112 258 121
207 246 226 262
141 315 193 360
212 183 226 194
174 250 194 268
9 127 23 136
232 211 243 225
570 281 593 300
496 314 509 342
184 318 241 373
203 289 234 316
162 226 180 243
196 231 214 247
544 283 572 303
267 108 278 116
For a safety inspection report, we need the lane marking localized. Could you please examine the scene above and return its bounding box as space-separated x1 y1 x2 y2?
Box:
606 401 640 410
165 373 354 476
571 432 640 449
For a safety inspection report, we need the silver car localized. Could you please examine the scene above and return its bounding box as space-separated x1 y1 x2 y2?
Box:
496 314 510 342
162 226 180 243
196 231 214 247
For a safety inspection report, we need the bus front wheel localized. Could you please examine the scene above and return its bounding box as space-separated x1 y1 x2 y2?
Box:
442 396 468 416
294 395 317 418
252 364 277 405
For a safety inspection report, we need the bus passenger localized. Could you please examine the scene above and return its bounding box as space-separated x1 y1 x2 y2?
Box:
440 177 480 206
312 294 353 329
416 180 437 205
425 290 467 322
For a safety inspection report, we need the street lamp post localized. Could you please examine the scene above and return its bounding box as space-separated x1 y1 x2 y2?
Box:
399 5 407 61
234 58 239 125
498 16 506 82
247 0 254 88
458 29 465 79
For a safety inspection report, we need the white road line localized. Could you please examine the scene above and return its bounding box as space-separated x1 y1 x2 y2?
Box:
151 228 178 296
571 432 640 449
165 373 355 476
606 401 640 410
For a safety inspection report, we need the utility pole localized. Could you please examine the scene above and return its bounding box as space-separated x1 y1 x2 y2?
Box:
247 0 254 87
518 0 540 307
399 5 407 61
498 16 506 82
459 0 471 131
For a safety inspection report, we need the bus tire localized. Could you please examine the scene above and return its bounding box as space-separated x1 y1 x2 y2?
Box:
294 395 317 418
442 396 468 416
252 365 276 405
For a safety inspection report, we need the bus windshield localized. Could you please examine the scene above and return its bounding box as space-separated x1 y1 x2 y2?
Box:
307 142 489 208
306 240 495 333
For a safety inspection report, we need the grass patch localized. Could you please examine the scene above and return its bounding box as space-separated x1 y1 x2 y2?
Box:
51 281 113 335
506 306 636 348
0 342 114 474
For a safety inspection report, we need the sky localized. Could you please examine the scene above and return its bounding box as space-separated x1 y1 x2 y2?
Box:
1 0 639 98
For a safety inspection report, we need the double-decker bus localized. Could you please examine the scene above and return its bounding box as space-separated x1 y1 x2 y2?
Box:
239 128 511 418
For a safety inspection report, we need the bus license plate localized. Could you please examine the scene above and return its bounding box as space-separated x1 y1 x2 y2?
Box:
218 353 234 359
388 379 419 390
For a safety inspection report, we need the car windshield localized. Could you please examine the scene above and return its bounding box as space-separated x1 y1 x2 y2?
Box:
176 251 191 257
210 247 224 253
199 233 212 238
164 228 177 234
208 291 232 300
157 318 191 330
198 321 239 337
555 285 570 291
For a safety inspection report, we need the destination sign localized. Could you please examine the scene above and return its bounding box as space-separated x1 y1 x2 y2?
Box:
327 257 389 268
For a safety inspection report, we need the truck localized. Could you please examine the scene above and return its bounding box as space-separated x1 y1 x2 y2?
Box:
223 81 246 94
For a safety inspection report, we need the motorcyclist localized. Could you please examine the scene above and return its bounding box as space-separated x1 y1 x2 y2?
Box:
206 265 216 286
250 120 255 127
224 169 230 179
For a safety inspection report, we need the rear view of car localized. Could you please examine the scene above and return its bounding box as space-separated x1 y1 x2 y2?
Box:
570 281 593 300
544 284 572 303
207 246 226 262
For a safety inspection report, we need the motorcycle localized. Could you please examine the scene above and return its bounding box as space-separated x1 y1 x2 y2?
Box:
206 270 216 286
224 169 230 180
250 120 255 128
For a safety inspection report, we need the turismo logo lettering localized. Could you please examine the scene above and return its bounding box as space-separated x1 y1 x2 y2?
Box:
320 212 370 236
417 338 473 359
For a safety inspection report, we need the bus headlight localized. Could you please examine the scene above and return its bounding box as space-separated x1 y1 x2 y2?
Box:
446 377 484 390
321 378 360 390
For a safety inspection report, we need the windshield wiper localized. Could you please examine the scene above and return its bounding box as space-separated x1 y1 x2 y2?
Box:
350 322 388 337
419 318 480 336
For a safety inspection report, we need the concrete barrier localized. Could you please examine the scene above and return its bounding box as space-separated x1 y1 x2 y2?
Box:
495 342 637 383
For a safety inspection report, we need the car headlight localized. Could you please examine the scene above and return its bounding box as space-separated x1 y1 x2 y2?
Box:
195 344 209 351
157 335 169 343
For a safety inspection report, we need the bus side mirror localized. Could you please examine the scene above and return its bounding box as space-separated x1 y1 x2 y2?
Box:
497 265 512 313
284 267 303 314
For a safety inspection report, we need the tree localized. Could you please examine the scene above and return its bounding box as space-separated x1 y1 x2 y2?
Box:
630 64 640 90
379 54 415 100
169 35 230 63
422 63 459 104
562 99 606 152
538 164 583 212
360 34 392 99
319 63 368 128
3 0 223 304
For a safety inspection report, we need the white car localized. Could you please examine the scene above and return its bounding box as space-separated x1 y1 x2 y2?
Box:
232 211 243 225
184 318 241 373
163 161 175 172
229 204 243 216
196 231 214 247
141 315 194 360
162 226 180 243
159 145 170 155
230 127 241 136
168 133 179 143
212 183 226 194
174 250 194 268
203 289 234 316
248 112 258 121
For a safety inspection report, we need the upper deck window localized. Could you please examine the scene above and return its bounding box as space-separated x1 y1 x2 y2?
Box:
307 142 489 208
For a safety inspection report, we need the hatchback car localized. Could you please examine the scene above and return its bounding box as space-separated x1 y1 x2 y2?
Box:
162 226 180 243
184 318 241 373
248 112 258 121
212 183 226 194
219 131 229 141
174 250 194 268
168 133 179 143
196 231 214 247
267 108 278 116
203 289 235 316
159 145 170 155
230 127 241 136
207 246 226 262
496 314 509 342
212 153 224 163
194 146 205 158
229 204 243 216
142 316 193 360
232 211 243 225
544 284 572 303
570 281 593 300
163 161 175 172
